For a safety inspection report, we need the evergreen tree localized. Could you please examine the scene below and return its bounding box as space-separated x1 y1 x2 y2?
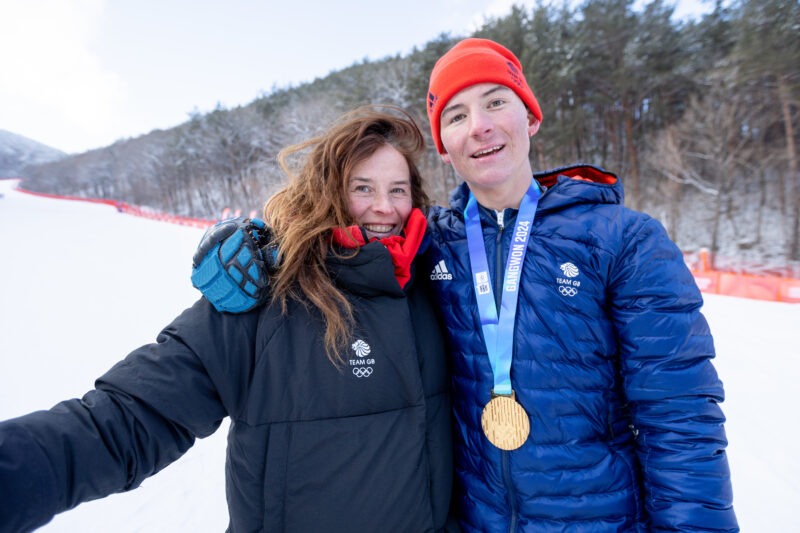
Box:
733 0 800 259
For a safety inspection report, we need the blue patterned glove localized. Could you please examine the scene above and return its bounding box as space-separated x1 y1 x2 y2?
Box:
191 217 276 313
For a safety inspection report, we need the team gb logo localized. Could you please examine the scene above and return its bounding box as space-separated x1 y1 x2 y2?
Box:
350 339 375 378
351 339 371 357
556 262 581 298
559 262 580 278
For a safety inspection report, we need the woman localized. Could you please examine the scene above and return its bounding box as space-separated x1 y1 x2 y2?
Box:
0 107 454 532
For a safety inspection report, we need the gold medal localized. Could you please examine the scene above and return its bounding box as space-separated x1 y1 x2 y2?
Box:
481 391 530 451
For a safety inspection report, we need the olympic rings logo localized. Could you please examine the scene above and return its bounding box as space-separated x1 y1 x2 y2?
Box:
352 367 373 378
558 286 577 297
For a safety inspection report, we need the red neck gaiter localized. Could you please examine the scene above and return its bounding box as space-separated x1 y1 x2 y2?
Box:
331 208 427 290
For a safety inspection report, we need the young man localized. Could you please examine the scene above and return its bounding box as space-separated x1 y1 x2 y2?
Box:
194 39 738 532
421 38 737 532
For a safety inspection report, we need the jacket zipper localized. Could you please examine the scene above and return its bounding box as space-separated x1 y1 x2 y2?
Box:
502 452 518 533
494 209 518 533
494 209 505 311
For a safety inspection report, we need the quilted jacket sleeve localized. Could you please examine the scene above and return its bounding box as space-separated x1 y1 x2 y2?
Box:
0 298 256 533
609 215 738 532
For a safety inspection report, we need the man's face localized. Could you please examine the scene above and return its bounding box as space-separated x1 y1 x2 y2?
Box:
439 83 539 204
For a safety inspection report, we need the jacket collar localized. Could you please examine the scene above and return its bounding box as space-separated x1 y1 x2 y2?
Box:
328 208 427 295
449 164 623 223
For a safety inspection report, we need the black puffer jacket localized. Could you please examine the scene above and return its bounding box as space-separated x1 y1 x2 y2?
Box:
0 241 453 532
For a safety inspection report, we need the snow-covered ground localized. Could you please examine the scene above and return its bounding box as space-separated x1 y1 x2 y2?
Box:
1 179 799 531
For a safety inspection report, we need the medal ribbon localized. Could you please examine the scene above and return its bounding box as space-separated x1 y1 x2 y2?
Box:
464 180 541 396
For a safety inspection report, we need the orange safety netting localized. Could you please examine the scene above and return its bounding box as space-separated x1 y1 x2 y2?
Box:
686 250 800 304
13 185 216 230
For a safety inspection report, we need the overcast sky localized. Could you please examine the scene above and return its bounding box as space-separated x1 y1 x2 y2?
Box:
0 0 714 154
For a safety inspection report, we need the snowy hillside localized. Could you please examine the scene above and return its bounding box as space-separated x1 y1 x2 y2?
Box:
1 179 799 531
0 130 65 177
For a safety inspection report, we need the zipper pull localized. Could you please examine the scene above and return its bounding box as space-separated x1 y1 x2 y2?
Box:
495 209 504 230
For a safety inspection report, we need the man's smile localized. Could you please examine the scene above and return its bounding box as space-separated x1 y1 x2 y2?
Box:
471 145 504 158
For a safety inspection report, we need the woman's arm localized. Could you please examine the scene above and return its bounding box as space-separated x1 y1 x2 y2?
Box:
0 298 257 533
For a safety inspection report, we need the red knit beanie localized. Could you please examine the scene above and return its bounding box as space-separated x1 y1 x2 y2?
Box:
426 38 542 154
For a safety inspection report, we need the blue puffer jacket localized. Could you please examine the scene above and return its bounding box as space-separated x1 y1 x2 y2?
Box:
425 165 738 532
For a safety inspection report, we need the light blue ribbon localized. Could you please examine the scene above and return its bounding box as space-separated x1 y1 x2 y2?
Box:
464 180 541 395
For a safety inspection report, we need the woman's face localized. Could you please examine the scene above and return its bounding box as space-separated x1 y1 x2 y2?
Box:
346 144 413 240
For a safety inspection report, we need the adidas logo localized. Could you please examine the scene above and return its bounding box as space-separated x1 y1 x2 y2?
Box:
430 259 453 281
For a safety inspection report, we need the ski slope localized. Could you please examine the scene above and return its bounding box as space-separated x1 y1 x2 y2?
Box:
1 179 799 531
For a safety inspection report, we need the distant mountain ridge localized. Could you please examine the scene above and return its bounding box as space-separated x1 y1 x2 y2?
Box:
0 129 65 177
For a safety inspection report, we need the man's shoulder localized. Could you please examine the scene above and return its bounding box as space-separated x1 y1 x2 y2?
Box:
424 205 466 248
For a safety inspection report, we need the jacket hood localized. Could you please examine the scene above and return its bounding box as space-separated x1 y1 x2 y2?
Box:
327 241 411 299
449 164 623 216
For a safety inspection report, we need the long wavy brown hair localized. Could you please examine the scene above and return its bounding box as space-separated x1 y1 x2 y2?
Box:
263 106 430 365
